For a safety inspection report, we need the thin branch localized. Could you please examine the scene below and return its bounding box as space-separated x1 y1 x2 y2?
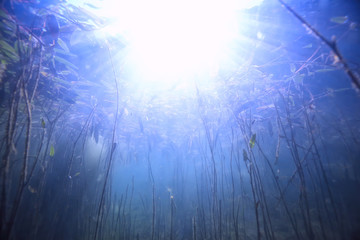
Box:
278 0 360 90
93 41 121 240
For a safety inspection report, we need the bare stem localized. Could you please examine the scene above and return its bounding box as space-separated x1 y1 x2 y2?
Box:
278 0 360 90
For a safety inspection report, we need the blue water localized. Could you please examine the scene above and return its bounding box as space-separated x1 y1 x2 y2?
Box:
1 0 360 239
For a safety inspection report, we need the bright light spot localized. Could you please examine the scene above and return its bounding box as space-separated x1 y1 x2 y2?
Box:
69 0 263 91
107 0 237 87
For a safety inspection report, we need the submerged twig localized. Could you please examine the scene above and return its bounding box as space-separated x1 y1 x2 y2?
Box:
278 0 360 90
93 42 121 240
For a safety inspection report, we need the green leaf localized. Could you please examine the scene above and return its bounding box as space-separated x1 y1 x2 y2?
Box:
54 55 78 70
315 68 336 73
249 134 256 148
0 60 6 80
0 9 9 19
41 118 46 128
14 40 19 54
330 16 348 24
302 43 312 48
0 40 19 62
57 38 70 53
54 48 77 57
50 145 55 157
0 12 16 36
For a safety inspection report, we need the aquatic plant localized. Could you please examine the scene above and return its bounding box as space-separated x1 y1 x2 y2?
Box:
0 0 359 240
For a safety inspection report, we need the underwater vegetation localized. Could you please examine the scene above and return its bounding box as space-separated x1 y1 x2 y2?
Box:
0 0 360 239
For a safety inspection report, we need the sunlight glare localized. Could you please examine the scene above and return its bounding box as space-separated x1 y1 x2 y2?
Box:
68 0 263 90
126 0 235 82
95 0 262 86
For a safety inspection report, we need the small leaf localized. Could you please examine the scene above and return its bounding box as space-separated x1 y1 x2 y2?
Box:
41 118 45 128
256 104 275 110
0 40 19 62
249 134 256 148
40 71 49 77
0 9 9 19
315 68 336 73
290 63 296 73
54 55 78 70
50 145 55 157
350 22 357 30
28 185 37 193
289 96 295 106
74 172 81 177
54 48 77 57
294 74 304 83
85 3 100 9
330 16 348 24
243 149 249 162
0 60 6 80
57 38 70 53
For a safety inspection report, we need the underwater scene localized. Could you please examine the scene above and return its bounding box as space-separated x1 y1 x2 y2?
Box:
1 0 360 239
